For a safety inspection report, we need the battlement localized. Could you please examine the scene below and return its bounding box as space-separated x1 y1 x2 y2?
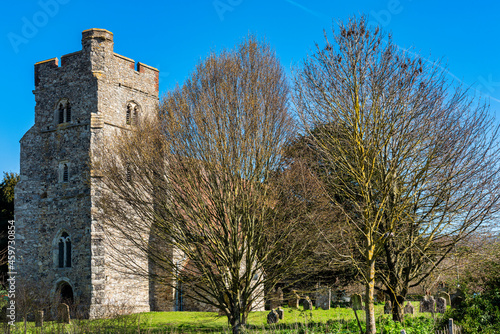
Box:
34 29 159 92
81 28 113 43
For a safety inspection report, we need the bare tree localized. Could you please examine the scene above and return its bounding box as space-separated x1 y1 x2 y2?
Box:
97 36 305 334
293 16 500 332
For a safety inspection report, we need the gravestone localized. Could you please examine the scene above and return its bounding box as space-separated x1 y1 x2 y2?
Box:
302 296 313 310
420 296 435 313
35 310 44 327
351 293 363 311
404 301 414 314
288 291 300 309
436 297 446 314
438 291 451 306
276 307 284 320
384 300 392 314
267 310 279 324
316 288 331 310
57 303 70 323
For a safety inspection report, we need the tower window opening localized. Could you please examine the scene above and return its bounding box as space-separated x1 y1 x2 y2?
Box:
66 103 71 122
133 106 138 125
58 232 71 268
126 104 132 125
57 100 72 124
63 164 69 182
59 104 64 124
126 102 139 126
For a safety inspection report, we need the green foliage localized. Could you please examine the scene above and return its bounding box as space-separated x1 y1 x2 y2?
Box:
0 172 19 221
379 316 435 334
439 289 500 334
0 172 19 284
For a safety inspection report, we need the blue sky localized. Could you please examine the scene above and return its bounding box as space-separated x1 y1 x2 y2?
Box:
1 0 499 174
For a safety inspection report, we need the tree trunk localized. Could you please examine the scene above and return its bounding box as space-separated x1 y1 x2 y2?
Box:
390 293 405 322
365 257 376 334
228 301 244 334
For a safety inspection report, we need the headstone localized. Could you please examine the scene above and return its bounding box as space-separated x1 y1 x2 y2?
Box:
316 288 331 310
384 300 392 314
57 303 70 323
404 301 414 314
302 296 313 310
351 293 363 311
429 296 436 313
267 310 279 324
436 297 446 314
276 307 284 320
288 291 300 309
438 292 451 306
35 310 44 327
420 296 435 313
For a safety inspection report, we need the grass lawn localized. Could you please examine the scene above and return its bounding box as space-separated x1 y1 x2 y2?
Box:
6 302 436 334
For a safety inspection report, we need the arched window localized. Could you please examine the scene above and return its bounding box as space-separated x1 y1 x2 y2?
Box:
66 103 71 122
126 104 132 125
126 102 139 126
57 100 72 124
133 105 138 126
63 164 69 182
58 232 71 268
58 104 65 124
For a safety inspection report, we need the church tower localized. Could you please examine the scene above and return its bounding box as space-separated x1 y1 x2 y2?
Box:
15 29 160 317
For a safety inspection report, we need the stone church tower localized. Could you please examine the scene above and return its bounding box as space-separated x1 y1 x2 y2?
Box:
15 29 161 317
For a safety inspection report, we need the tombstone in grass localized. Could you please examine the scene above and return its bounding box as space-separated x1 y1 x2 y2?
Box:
316 288 331 310
438 291 451 307
288 290 300 309
35 310 44 327
420 296 435 313
384 300 392 314
351 293 363 311
267 309 279 324
303 296 313 310
404 301 414 315
57 303 70 324
276 307 284 320
436 297 446 314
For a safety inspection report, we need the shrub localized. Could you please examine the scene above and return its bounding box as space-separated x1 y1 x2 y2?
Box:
439 288 500 334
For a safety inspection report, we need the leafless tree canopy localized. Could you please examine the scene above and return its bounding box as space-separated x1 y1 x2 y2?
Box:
97 36 305 334
294 16 500 331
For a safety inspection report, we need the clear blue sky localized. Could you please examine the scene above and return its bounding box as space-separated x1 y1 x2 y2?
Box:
1 0 499 174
